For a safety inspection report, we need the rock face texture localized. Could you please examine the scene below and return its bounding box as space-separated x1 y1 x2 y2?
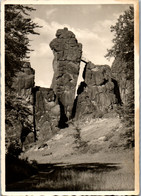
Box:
50 27 82 123
12 62 35 100
6 62 61 148
6 62 35 147
6 28 124 150
33 87 60 141
74 62 117 119
111 56 133 104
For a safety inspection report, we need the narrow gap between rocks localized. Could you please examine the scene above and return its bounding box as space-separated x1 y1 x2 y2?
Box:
75 61 86 97
58 99 68 129
112 78 122 105
72 61 87 119
71 81 87 119
101 79 108 85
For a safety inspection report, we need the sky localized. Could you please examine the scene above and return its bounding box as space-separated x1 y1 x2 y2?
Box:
28 4 131 88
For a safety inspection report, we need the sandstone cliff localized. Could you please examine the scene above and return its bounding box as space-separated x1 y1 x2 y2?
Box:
33 87 60 141
74 62 117 119
50 27 82 126
6 62 61 148
6 28 125 149
111 56 133 104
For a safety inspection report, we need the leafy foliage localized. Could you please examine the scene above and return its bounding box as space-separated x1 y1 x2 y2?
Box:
105 6 134 62
7 139 22 157
5 5 40 87
5 5 40 147
5 4 40 111
106 6 134 147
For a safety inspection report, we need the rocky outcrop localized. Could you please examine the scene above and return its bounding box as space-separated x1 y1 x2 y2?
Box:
33 87 60 141
6 28 125 150
12 62 35 100
111 56 133 104
74 62 117 119
6 62 35 147
6 61 61 148
50 27 82 122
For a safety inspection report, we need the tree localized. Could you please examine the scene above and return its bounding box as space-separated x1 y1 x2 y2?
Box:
105 6 134 62
5 5 40 87
5 5 41 145
105 6 134 147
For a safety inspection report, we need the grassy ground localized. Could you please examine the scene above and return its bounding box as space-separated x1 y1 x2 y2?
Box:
7 158 134 191
7 117 134 191
34 169 133 191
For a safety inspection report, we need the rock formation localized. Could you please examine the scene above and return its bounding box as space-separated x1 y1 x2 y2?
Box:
74 62 117 119
6 62 35 147
33 87 60 141
5 28 124 150
6 61 61 148
111 56 133 104
50 27 82 125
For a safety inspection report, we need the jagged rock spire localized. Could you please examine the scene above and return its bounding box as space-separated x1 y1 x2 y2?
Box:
50 27 82 124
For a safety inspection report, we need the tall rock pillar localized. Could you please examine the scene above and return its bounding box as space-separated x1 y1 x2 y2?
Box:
50 27 82 122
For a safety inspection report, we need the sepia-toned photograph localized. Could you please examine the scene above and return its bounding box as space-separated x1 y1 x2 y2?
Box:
1 0 139 195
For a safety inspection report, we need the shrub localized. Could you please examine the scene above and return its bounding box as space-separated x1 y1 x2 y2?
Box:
6 140 38 185
104 132 114 141
109 141 118 149
6 154 38 185
7 139 22 157
120 127 134 148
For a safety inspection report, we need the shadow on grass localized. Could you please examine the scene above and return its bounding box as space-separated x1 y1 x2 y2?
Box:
37 162 121 172
6 154 38 185
6 162 124 191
